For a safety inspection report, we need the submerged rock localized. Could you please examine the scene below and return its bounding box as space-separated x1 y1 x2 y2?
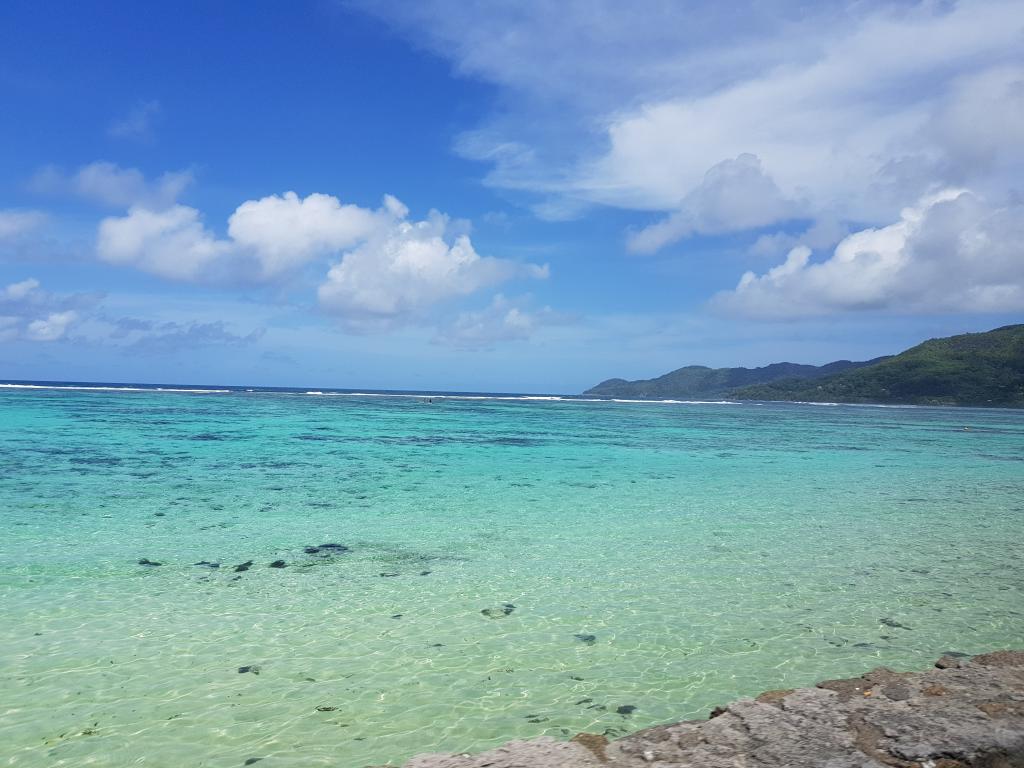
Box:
482 603 516 619
574 634 597 646
237 665 260 675
234 561 253 572
268 560 287 568
880 617 912 630
194 561 220 568
137 558 162 566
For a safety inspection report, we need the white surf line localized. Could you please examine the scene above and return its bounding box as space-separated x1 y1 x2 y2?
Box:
0 383 231 393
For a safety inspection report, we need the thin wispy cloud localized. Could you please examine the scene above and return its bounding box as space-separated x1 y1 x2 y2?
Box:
30 162 193 209
108 100 162 141
0 209 47 240
361 0 1024 249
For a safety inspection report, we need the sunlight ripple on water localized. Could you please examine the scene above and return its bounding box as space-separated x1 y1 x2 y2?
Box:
1 387 1022 766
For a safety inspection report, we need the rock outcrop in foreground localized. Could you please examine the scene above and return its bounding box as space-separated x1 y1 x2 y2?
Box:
398 651 1024 768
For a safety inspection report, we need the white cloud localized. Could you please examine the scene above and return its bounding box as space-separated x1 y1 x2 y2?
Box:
31 162 193 209
26 311 77 341
715 190 1024 317
109 100 161 140
626 154 799 254
0 278 91 342
97 191 392 283
2 278 41 300
356 1 850 115
749 217 849 260
0 209 47 240
434 294 569 348
927 65 1024 179
227 191 392 278
359 0 1024 253
97 205 233 281
581 3 1024 225
96 191 548 318
318 210 548 324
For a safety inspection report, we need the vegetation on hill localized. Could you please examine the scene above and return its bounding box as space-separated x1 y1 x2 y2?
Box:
584 360 884 399
732 325 1024 406
583 325 1024 406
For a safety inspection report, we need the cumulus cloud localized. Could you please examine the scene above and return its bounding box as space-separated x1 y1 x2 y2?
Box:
98 205 233 281
25 311 77 341
31 162 192 209
96 192 401 281
0 277 99 342
97 190 548 321
227 191 392 277
0 209 47 240
715 190 1024 317
435 294 570 349
108 100 162 141
627 154 799 254
318 210 548 324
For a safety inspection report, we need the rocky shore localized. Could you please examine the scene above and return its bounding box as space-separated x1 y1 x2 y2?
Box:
393 651 1024 768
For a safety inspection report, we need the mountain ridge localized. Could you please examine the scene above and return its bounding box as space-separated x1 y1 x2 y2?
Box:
583 324 1024 406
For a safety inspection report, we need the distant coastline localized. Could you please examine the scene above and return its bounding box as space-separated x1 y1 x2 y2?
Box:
584 323 1024 407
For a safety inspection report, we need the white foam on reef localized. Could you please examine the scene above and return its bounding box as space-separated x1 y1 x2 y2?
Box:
298 391 739 405
0 383 231 393
789 400 919 409
606 398 740 405
1 382 741 405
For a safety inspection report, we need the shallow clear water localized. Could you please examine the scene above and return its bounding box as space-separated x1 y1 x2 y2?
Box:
1 386 1022 767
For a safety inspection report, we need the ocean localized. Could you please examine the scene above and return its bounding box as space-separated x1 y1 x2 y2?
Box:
1 382 1022 767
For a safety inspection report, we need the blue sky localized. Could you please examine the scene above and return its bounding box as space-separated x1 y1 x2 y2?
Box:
1 0 1022 393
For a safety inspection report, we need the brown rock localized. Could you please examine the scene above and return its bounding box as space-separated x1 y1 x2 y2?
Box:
972 650 1024 668
570 733 608 762
755 689 795 708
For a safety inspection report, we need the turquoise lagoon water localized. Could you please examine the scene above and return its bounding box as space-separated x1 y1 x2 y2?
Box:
1 384 1023 767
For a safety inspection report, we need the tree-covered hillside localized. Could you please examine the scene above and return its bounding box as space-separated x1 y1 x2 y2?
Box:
732 325 1024 406
584 359 884 399
583 325 1024 406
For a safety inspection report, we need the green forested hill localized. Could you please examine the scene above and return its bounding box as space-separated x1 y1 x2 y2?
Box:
583 359 884 399
583 324 1024 406
731 325 1024 406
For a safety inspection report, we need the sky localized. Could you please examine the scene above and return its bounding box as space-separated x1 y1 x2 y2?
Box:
1 0 1022 393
